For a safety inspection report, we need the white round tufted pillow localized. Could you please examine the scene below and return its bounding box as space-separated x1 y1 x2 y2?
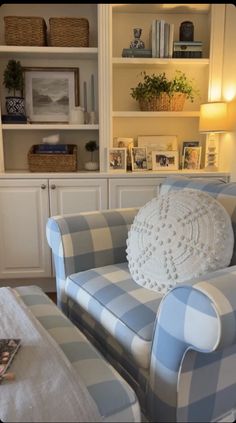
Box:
126 188 234 293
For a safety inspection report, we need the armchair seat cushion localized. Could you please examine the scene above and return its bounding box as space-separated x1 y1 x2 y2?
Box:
65 262 162 369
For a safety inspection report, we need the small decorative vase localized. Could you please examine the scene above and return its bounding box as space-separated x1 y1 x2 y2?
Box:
84 161 99 171
130 28 145 49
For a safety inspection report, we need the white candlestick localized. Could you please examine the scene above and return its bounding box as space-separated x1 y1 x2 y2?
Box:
91 74 95 112
83 81 87 112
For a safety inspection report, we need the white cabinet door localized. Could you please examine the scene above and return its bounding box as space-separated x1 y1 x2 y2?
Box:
0 179 51 279
109 178 163 209
49 179 108 216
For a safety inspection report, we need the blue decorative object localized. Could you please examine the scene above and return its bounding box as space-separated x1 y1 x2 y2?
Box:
130 28 145 49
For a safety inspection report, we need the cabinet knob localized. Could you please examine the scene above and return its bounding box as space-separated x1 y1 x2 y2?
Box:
51 184 56 190
41 184 47 190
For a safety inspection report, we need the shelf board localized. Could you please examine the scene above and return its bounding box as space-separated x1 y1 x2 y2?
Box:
113 111 200 118
112 4 210 14
0 46 98 59
2 124 99 130
113 58 209 67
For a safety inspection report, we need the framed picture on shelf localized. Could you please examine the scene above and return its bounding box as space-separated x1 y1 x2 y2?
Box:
109 148 127 172
131 147 148 171
23 67 79 123
152 150 179 171
183 146 202 170
113 137 134 171
181 140 200 168
138 135 178 170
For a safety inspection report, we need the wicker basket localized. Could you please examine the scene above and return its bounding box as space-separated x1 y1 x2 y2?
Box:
4 16 47 46
139 92 186 111
49 17 89 47
28 145 77 172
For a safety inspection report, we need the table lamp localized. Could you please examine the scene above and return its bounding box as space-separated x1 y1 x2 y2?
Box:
199 101 229 170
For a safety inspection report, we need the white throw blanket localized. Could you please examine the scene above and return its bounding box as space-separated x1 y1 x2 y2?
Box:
0 287 101 422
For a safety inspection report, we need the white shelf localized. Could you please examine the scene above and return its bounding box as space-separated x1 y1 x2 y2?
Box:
112 4 210 14
2 124 99 130
112 111 200 118
113 58 210 67
0 46 98 59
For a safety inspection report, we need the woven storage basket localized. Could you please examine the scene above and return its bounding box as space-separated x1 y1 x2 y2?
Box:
4 16 47 46
139 92 186 111
49 17 89 47
28 145 77 172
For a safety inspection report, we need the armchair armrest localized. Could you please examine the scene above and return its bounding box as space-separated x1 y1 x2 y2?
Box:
148 265 236 422
46 207 138 285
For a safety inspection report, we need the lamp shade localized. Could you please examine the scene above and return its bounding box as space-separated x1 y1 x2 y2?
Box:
199 102 229 133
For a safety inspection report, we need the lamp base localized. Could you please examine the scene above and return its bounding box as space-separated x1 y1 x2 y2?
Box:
203 164 219 172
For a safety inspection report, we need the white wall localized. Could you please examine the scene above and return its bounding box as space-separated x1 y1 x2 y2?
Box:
220 4 236 180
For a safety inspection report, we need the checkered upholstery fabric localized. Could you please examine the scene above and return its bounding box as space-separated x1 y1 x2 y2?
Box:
15 285 141 422
47 178 236 422
65 262 162 370
46 208 138 310
148 265 236 422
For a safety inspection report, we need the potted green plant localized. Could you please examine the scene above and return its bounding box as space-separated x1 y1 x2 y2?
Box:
130 70 199 111
3 59 25 115
84 140 99 171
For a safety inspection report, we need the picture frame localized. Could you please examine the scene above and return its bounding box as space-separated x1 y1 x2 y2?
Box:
23 67 80 123
181 140 200 168
138 135 178 170
113 137 134 171
109 148 127 172
131 147 148 171
152 150 179 171
183 146 202 170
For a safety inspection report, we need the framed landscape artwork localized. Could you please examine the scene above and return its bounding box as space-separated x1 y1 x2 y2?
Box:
23 67 79 123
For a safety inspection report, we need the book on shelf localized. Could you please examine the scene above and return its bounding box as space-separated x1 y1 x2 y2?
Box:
34 144 69 154
1 114 27 124
168 24 174 58
151 19 157 58
159 20 165 58
122 48 152 58
173 41 203 58
164 22 170 58
151 20 174 58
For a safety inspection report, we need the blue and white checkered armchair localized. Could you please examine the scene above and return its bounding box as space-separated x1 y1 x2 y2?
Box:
47 176 236 423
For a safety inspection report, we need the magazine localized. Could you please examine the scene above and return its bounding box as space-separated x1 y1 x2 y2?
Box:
0 339 21 382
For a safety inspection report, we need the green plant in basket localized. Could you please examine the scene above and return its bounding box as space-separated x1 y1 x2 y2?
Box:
169 70 199 102
130 70 199 111
130 71 171 102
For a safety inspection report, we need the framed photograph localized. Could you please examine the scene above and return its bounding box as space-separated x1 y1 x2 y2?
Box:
131 147 148 171
109 148 127 172
183 146 202 170
138 135 178 170
152 150 179 171
113 137 134 170
23 67 79 123
181 140 200 168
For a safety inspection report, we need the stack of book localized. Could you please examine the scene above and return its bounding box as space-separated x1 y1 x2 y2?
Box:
122 48 152 58
151 20 174 58
34 144 69 154
1 114 27 124
173 41 203 58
